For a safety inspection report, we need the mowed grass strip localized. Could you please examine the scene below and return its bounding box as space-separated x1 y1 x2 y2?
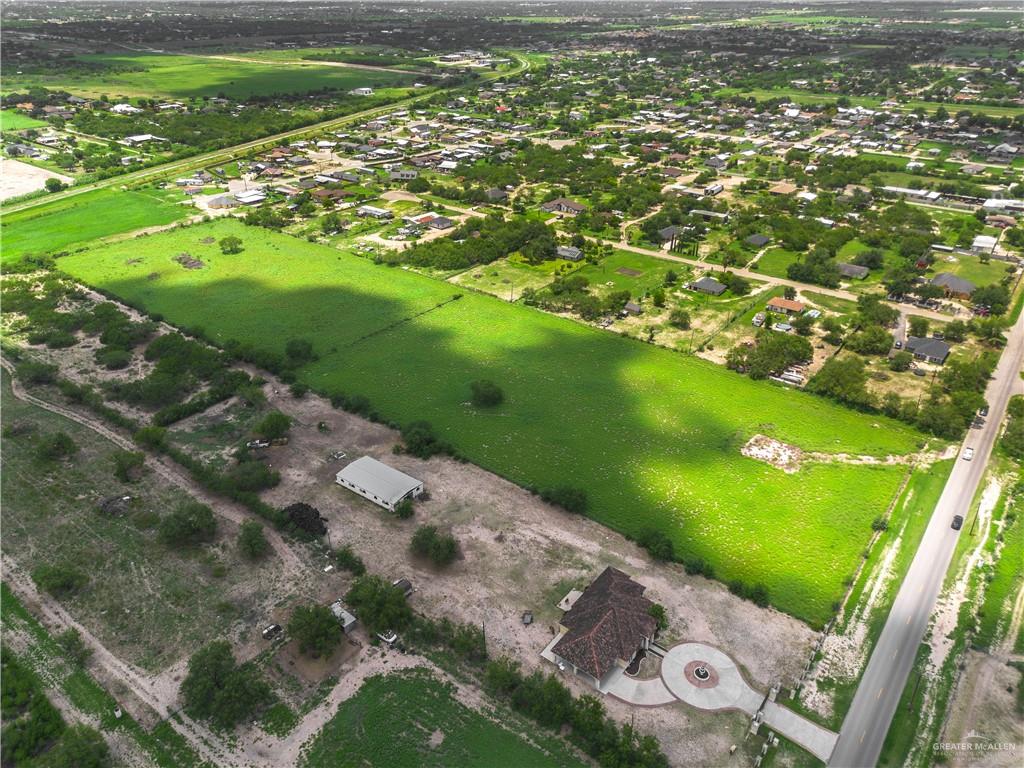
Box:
5 53 415 100
60 220 923 624
2 187 189 264
300 668 586 768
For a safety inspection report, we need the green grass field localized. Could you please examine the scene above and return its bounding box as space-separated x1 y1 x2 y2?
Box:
4 53 416 100
300 669 585 768
0 108 47 132
59 219 925 625
1 187 189 264
576 249 683 296
755 247 800 279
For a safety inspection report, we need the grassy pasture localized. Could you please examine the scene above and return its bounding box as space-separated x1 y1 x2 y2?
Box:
1 187 189 264
754 247 800 279
300 668 586 768
0 108 47 132
59 220 925 625
5 53 416 100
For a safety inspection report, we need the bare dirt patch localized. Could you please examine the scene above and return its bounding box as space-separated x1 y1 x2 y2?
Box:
741 435 802 473
0 157 73 201
174 252 205 269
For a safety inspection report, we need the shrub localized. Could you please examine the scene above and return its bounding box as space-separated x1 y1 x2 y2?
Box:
334 545 366 576
469 379 504 407
668 308 691 329
393 498 415 519
539 486 588 514
15 360 58 385
95 347 132 370
648 603 668 631
288 604 343 658
255 411 291 440
637 529 675 561
133 425 167 450
238 520 270 559
410 524 458 567
219 236 244 254
35 432 77 461
112 450 145 482
158 502 217 547
56 629 92 667
398 421 452 459
47 725 109 768
32 564 88 598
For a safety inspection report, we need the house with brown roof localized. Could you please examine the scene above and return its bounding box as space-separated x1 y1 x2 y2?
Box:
543 567 658 689
766 297 806 315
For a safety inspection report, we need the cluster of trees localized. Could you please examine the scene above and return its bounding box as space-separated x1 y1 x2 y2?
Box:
525 274 632 321
1001 396 1024 461
288 604 342 658
344 575 413 635
397 421 454 460
2 650 110 768
726 331 813 380
31 563 88 598
115 332 226 410
180 641 271 729
484 657 668 768
158 502 217 547
394 214 557 271
410 524 459 567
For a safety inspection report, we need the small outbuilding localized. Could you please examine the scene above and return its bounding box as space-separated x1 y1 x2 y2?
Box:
329 600 358 634
336 456 423 511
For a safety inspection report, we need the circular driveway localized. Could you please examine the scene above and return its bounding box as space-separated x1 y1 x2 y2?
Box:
659 642 764 714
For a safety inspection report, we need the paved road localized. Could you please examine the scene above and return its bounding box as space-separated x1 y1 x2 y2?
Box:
829 308 1024 767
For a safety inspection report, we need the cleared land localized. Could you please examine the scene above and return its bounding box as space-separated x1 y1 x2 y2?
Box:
1 187 189 264
6 53 416 100
1 108 48 131
300 669 586 768
0 158 74 202
59 219 924 625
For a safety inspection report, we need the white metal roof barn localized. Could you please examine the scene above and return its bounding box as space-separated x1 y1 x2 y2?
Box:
335 456 423 511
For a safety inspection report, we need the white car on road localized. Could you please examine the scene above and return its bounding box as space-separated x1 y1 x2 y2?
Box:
962 447 975 461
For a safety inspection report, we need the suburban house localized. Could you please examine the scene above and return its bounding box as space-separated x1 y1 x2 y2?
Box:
543 567 658 690
485 187 508 202
556 245 584 262
350 87 374 96
357 205 394 220
744 233 770 248
335 456 423 512
930 273 976 299
766 297 806 315
691 276 727 296
905 336 951 365
658 225 687 249
541 198 587 216
837 263 869 280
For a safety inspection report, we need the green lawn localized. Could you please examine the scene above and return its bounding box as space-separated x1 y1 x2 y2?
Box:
449 255 576 300
59 219 926 625
1 187 189 264
755 248 800 279
1 109 47 132
5 53 416 100
929 253 1015 289
575 249 682 297
301 669 585 768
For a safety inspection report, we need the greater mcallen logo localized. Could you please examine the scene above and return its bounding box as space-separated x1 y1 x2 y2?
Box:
934 731 1018 755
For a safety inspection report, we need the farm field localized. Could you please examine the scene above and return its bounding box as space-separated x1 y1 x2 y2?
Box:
1 187 189 264
299 669 587 768
5 53 417 100
59 219 927 625
0 108 47 132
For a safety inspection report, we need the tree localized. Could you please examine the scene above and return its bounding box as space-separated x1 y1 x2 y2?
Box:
807 357 873 408
410 524 459 566
651 287 666 307
399 421 451 459
255 411 291 440
971 284 1011 316
45 177 66 193
648 603 668 631
792 313 815 336
219 236 243 254
238 520 270 559
539 486 588 514
908 316 929 338
845 325 895 356
345 575 413 634
284 338 315 365
668 308 691 329
470 379 504 407
180 641 270 729
288 604 342 658
112 449 145 482
393 498 415 519
158 502 217 547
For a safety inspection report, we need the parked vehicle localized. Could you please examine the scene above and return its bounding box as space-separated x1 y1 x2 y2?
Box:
951 515 963 531
962 447 975 461
262 624 282 640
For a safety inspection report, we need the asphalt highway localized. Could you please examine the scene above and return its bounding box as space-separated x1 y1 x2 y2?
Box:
829 307 1024 767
